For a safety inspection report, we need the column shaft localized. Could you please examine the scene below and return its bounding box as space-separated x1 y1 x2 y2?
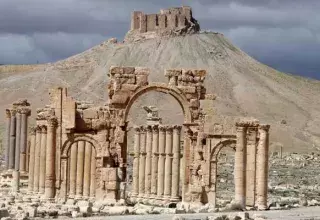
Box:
39 126 47 194
234 124 247 208
83 143 92 197
28 129 36 193
171 126 181 200
15 112 21 170
138 128 146 197
246 126 258 207
19 110 28 172
4 110 11 170
44 117 57 199
164 127 173 199
256 125 270 210
132 127 140 197
151 126 159 197
157 126 166 198
144 126 153 197
69 142 78 197
76 141 85 197
90 149 96 197
12 170 20 192
9 110 16 170
33 127 42 192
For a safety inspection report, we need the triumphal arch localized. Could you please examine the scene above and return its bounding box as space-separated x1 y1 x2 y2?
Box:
1 66 270 210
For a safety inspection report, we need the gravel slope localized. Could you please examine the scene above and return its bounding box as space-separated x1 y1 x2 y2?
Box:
0 32 319 152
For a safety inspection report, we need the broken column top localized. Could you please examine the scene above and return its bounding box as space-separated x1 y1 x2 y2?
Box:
125 6 200 42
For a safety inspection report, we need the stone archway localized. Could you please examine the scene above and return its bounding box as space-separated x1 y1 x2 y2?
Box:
59 134 102 200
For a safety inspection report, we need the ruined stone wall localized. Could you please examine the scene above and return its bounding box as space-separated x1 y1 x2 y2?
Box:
129 6 199 35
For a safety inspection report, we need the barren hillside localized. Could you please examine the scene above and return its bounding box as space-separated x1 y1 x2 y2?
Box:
0 32 319 152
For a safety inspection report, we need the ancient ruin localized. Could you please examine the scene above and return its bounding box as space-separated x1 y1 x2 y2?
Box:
125 6 200 42
0 66 270 213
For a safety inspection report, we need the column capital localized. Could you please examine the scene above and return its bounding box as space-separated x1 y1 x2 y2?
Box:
36 125 42 133
152 124 159 132
41 125 47 133
166 126 173 134
19 107 31 116
47 116 58 129
29 127 37 135
173 125 182 132
5 109 11 118
236 118 259 128
259 124 270 132
159 125 167 132
145 125 152 133
139 126 146 133
133 126 141 132
10 109 17 117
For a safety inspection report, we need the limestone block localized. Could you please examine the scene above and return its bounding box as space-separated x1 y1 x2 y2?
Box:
177 86 196 94
136 75 148 86
120 84 139 91
165 69 182 77
82 108 98 119
110 66 124 75
147 14 157 32
190 99 200 108
0 208 9 218
108 206 129 215
123 67 135 75
110 92 130 105
135 67 150 75
115 128 125 143
25 207 37 218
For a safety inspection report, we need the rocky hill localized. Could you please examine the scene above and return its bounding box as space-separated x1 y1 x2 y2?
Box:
0 32 319 152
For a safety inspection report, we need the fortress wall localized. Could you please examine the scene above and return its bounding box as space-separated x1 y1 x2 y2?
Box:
140 14 147 33
158 14 167 29
167 14 178 29
182 6 192 20
131 11 142 30
146 14 158 32
177 15 186 27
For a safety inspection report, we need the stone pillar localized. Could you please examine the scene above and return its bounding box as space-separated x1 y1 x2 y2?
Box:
246 124 258 207
256 124 270 210
19 108 29 172
12 170 20 193
157 126 166 199
44 117 58 199
9 109 16 170
83 143 92 198
132 126 140 197
69 142 78 197
4 109 11 170
164 126 173 200
144 125 153 198
39 126 47 194
151 125 159 198
33 126 42 192
28 128 36 193
76 141 85 197
171 125 181 201
138 127 146 198
90 149 96 198
14 111 21 171
234 122 247 209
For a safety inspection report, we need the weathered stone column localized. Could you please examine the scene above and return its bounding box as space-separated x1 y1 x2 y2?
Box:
83 142 92 198
19 108 30 172
39 126 47 194
256 124 270 210
171 125 181 201
69 142 78 197
33 126 42 192
12 170 20 193
14 110 21 171
246 122 259 207
144 125 153 198
151 125 159 198
76 141 85 197
44 117 58 199
132 126 140 197
164 126 173 200
90 149 96 198
234 122 247 209
138 127 146 198
28 128 36 193
4 109 11 170
9 109 16 170
157 126 166 199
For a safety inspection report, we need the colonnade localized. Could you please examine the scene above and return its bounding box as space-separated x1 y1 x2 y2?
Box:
67 141 96 199
27 117 58 199
234 122 270 210
3 106 31 192
132 125 182 204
